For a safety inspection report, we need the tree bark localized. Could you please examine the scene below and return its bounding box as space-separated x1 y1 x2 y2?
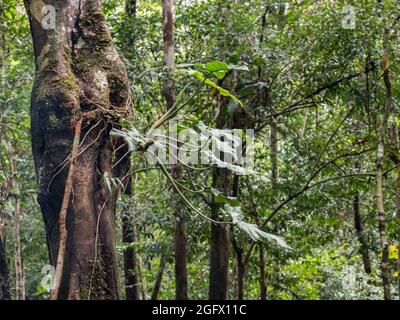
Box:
151 255 166 300
122 179 140 300
259 245 267 300
174 213 188 300
122 215 140 300
232 234 245 300
25 0 131 299
209 188 230 300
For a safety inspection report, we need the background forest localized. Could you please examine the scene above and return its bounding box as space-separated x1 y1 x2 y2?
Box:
1 0 400 300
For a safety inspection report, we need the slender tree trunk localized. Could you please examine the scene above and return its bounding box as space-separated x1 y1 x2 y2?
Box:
396 169 400 299
209 190 230 300
376 138 391 300
8 144 25 300
394 133 400 298
389 119 400 298
0 4 10 299
209 103 243 299
0 222 10 300
13 175 25 301
121 0 140 301
375 25 392 300
353 192 372 274
374 0 392 300
208 60 254 299
151 255 166 300
162 0 188 300
231 176 247 300
25 0 131 299
137 255 147 300
237 252 245 300
270 119 279 186
209 103 233 299
396 158 400 299
259 245 267 300
256 7 271 301
122 179 140 300
174 212 188 300
209 0 251 300
122 214 140 300
232 237 245 300
394 130 400 299
125 0 137 16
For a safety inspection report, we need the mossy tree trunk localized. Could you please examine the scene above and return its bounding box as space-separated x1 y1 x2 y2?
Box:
24 0 131 299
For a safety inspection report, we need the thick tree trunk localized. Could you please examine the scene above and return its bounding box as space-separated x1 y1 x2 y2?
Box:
162 0 188 300
353 192 372 274
25 0 130 299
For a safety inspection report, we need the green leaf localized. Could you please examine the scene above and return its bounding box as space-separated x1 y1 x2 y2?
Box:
20 118 30 129
204 61 229 72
